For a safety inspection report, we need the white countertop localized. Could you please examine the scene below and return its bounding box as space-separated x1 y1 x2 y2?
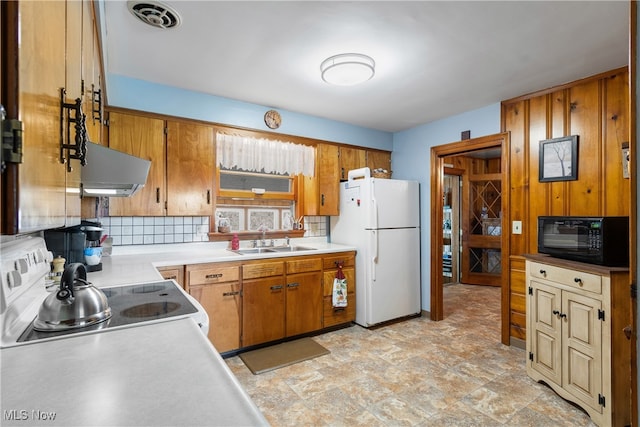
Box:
88 238 356 288
1 318 267 426
1 238 355 426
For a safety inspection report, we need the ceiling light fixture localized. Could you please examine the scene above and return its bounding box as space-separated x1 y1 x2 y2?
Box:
320 53 375 86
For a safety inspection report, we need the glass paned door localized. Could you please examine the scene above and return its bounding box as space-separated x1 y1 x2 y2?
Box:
461 175 502 286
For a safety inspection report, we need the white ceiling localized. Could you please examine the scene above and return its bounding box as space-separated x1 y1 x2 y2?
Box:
101 1 629 133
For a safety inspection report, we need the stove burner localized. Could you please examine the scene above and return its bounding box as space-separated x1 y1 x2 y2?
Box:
17 280 198 343
121 302 180 318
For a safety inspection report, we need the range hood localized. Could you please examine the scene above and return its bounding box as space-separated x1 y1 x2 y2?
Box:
81 142 151 197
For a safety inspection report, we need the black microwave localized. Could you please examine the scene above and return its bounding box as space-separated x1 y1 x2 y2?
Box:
537 216 629 267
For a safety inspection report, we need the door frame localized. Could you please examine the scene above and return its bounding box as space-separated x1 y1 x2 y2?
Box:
430 132 511 345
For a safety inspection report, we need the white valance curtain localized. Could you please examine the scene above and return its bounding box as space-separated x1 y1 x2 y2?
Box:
216 133 315 177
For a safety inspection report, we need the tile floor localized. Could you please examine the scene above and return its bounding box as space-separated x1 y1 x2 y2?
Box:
226 284 597 426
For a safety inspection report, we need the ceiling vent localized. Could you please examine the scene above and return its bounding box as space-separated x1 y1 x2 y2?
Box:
127 1 181 29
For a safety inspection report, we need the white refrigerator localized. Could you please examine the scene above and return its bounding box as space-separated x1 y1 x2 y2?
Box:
330 167 421 327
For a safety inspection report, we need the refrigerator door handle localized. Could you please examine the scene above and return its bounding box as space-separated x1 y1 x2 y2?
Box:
371 230 378 280
371 193 379 230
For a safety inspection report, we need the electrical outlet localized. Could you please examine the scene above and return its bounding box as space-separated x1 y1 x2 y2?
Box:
512 221 522 235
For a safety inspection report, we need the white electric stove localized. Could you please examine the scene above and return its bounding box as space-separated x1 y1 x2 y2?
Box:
0 237 208 348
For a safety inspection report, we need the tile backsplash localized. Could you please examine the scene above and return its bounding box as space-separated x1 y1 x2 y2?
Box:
94 216 327 246
97 217 210 246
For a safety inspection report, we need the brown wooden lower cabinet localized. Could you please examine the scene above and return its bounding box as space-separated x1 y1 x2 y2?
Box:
322 254 356 327
185 263 242 353
157 265 185 288
242 275 286 347
184 251 355 353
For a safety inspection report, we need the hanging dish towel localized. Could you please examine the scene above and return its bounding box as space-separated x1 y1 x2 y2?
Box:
332 264 348 308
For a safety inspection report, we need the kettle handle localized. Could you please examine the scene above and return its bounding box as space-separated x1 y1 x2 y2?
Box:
56 263 87 302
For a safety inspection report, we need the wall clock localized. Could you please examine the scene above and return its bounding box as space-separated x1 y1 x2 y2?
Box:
264 109 281 129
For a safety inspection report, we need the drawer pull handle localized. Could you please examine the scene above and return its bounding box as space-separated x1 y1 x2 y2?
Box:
206 273 223 279
552 310 560 316
270 285 283 291
574 277 583 285
222 291 240 297
333 307 345 312
166 275 177 280
559 313 567 319
334 260 344 267
287 282 299 288
539 269 546 276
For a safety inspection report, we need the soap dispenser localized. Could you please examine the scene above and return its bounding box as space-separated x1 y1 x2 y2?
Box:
231 234 240 250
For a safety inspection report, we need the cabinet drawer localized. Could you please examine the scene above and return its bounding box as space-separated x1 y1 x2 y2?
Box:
188 265 239 285
323 268 355 297
242 261 284 280
530 262 601 294
323 295 355 327
323 254 355 270
286 257 322 274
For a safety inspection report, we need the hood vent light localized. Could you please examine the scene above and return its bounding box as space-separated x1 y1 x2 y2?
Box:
127 1 181 29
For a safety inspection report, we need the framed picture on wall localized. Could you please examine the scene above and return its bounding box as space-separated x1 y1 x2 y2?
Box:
539 135 579 182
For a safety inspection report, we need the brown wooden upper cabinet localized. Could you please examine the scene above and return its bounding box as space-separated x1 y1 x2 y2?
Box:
366 150 392 174
2 0 103 234
166 121 216 216
339 147 366 181
107 112 166 217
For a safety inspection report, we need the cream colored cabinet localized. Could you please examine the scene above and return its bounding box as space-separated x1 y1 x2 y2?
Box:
107 111 166 216
322 253 356 327
525 256 630 427
186 263 242 353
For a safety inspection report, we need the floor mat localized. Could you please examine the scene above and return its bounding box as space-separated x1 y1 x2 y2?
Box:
239 338 330 374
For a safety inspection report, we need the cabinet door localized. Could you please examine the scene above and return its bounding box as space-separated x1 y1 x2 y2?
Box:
562 291 602 412
82 0 101 144
190 282 242 353
11 0 67 233
285 271 323 336
107 112 166 216
166 121 215 216
529 280 562 386
317 144 340 215
366 151 391 173
339 147 366 181
242 276 285 347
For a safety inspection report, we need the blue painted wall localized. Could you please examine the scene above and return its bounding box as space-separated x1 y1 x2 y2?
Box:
107 74 393 151
391 104 501 312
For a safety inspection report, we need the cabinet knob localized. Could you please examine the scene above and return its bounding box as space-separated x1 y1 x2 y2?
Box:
574 277 583 285
539 269 546 276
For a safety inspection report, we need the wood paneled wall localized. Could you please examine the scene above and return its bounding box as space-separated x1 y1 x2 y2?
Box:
501 67 630 342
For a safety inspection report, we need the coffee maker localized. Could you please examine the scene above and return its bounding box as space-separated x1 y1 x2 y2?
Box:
44 220 104 272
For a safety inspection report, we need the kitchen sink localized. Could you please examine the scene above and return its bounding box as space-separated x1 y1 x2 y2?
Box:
230 248 277 255
269 246 316 252
229 246 316 255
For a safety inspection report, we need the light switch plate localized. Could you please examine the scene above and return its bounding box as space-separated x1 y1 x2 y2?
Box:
512 221 522 234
